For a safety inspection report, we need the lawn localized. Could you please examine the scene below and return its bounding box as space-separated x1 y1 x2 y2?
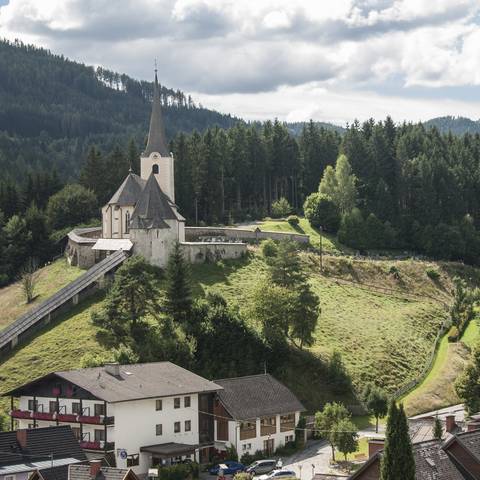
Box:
244 218 349 254
402 319 480 415
0 259 83 331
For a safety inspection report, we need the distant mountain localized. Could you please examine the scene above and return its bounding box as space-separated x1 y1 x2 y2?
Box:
424 116 480 135
0 39 239 181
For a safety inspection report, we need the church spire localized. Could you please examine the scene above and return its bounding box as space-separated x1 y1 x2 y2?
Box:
143 67 169 157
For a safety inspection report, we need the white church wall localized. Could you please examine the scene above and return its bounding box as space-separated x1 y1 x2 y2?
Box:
140 153 175 202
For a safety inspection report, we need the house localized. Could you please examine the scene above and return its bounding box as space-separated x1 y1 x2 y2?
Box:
349 429 480 480
213 374 305 457
29 460 139 480
4 362 222 474
0 425 86 480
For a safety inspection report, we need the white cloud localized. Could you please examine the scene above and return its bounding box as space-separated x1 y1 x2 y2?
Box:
1 0 480 121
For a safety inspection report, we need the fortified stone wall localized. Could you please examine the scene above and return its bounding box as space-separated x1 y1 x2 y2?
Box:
185 226 309 244
66 227 102 269
180 241 247 263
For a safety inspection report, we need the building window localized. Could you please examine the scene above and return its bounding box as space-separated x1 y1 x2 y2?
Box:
49 401 57 414
125 211 130 234
174 421 181 433
285 435 294 444
94 403 106 416
242 444 247 451
94 429 105 442
156 399 163 411
28 424 35 429
127 455 139 467
152 164 159 174
28 399 37 411
156 424 163 436
174 398 181 409
185 420 191 432
72 402 81 414
184 396 191 408
5 475 16 480
72 427 81 440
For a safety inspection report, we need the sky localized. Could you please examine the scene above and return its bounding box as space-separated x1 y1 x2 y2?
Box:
1 0 480 125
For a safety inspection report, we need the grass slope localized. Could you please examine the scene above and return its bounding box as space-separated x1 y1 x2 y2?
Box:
1 221 477 416
0 259 83 331
402 320 479 415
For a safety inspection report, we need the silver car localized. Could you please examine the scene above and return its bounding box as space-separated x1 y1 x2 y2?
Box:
246 460 277 476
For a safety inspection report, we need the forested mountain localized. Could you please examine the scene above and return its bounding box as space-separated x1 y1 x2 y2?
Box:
0 39 238 181
425 116 480 135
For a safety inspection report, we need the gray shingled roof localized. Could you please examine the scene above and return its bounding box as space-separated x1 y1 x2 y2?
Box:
69 465 132 480
8 362 221 403
215 374 305 421
130 173 178 229
0 426 86 467
143 72 169 157
107 173 145 206
414 440 465 480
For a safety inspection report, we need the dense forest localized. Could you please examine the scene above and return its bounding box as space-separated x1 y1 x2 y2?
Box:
0 38 238 182
3 39 480 286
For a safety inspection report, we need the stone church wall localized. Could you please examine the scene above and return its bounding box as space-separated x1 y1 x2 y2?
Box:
185 226 309 244
180 241 247 264
66 227 102 269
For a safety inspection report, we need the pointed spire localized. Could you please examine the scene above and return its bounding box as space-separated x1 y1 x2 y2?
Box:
143 67 169 157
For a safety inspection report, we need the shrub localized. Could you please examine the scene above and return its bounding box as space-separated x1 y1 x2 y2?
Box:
337 208 366 250
448 326 459 342
426 268 440 281
240 452 254 466
287 215 300 226
260 239 278 258
388 265 400 279
225 444 238 461
234 473 252 480
158 463 198 480
303 193 341 232
271 197 292 218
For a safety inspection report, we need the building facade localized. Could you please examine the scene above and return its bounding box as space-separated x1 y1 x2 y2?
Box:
6 362 221 475
213 374 304 458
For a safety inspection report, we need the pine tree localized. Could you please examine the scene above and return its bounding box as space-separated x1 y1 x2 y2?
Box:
80 146 105 202
127 138 140 174
380 401 415 480
164 242 193 326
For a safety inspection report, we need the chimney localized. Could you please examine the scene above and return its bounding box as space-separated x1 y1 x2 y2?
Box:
16 429 27 449
368 438 385 458
104 362 120 377
446 415 456 433
90 460 102 478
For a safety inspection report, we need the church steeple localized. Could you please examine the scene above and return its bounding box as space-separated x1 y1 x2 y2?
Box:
143 69 169 157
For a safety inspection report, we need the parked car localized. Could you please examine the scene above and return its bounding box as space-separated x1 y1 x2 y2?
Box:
246 460 277 476
257 470 297 480
209 461 245 476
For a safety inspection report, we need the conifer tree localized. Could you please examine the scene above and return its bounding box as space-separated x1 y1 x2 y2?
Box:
164 242 193 326
80 146 104 202
127 138 140 174
380 401 415 480
433 415 443 441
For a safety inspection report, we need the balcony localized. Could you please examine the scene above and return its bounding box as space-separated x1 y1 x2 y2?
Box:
79 440 115 451
10 409 114 425
240 426 256 440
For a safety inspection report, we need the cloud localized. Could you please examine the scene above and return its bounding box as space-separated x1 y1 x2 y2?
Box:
1 0 480 121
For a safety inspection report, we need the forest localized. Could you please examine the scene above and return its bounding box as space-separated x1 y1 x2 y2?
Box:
3 39 480 286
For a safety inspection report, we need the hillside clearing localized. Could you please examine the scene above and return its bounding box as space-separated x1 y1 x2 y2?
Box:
402 320 479 415
0 259 83 331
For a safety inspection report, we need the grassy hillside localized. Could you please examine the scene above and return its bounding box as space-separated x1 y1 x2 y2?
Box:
1 230 478 417
0 259 83 331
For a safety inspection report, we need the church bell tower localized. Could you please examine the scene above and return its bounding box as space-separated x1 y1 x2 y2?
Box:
140 69 175 202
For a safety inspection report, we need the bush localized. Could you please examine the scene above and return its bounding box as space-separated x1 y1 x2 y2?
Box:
388 265 400 279
271 197 292 218
303 192 340 232
448 326 459 342
287 215 299 226
261 239 278 258
157 463 199 480
426 268 440 281
338 208 366 250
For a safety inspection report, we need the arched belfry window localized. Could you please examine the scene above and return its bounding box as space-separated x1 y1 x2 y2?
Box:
152 164 159 174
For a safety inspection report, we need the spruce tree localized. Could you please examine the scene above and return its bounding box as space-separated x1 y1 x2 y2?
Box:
127 138 140 174
433 415 443 441
164 242 193 327
381 401 415 480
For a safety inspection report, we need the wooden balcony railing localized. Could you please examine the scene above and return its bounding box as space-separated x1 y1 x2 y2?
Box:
240 427 257 440
260 424 276 436
280 421 295 432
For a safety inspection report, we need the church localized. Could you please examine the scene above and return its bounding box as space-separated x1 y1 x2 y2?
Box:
66 71 247 268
